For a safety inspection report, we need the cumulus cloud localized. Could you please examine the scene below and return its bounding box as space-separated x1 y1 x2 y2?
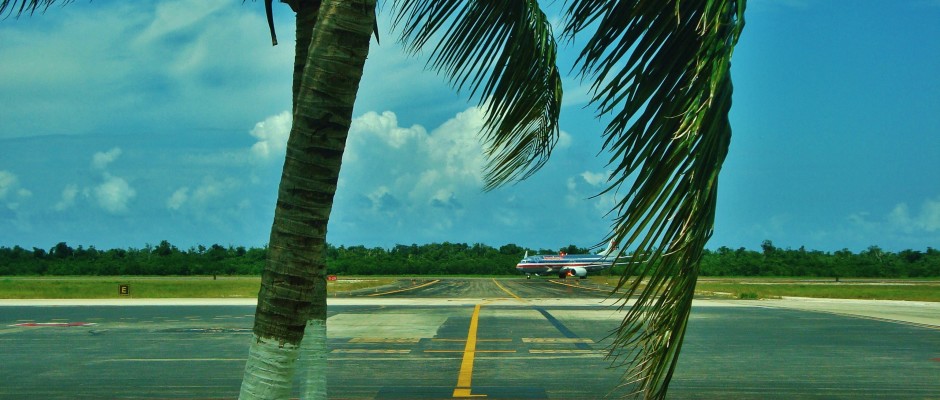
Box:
1 0 293 140
328 108 496 239
366 186 402 215
825 196 940 250
54 184 80 211
94 174 137 214
562 170 617 212
249 111 292 161
429 190 462 211
344 108 486 203
165 177 240 213
580 171 607 187
92 147 123 169
353 111 426 150
166 187 189 210
557 130 573 150
923 200 940 232
325 106 619 245
0 170 32 211
425 108 487 185
134 0 227 46
888 197 940 233
0 170 17 199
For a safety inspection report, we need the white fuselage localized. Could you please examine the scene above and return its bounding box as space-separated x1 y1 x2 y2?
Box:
515 254 613 276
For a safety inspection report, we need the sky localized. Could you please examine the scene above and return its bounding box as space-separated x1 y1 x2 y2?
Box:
1 0 938 253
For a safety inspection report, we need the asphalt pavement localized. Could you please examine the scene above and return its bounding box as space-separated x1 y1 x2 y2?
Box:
1 278 938 399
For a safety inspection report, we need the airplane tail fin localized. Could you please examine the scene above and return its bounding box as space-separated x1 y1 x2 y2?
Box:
599 240 618 256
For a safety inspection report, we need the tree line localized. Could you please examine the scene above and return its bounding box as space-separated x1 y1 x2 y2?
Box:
0 239 937 278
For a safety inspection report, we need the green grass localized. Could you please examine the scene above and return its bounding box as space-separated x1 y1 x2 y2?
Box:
694 280 940 302
0 276 396 299
3 276 938 301
737 292 760 300
590 276 940 302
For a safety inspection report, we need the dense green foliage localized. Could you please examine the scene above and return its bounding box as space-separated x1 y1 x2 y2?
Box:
697 240 940 278
0 239 937 277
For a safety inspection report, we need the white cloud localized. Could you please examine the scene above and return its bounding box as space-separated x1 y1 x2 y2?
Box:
92 147 123 169
557 130 573 150
887 204 912 233
329 107 498 240
0 170 31 210
191 178 236 204
94 174 137 214
166 187 190 210
335 107 616 245
561 169 617 212
366 186 401 215
54 184 80 211
0 1 293 140
134 0 227 46
346 110 428 163
889 197 940 233
566 177 578 191
580 171 607 186
165 177 241 213
824 196 940 250
422 107 487 186
923 199 940 232
345 108 487 205
354 111 426 149
429 189 462 211
0 170 17 199
250 111 292 161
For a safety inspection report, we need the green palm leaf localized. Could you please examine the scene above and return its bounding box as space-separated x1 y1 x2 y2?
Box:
562 0 745 398
390 0 563 190
0 0 69 17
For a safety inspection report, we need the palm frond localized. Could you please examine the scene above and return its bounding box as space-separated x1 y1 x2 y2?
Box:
563 0 745 398
0 0 70 17
390 0 562 190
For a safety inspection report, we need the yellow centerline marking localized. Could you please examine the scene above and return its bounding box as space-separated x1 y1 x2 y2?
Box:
367 279 441 297
491 278 524 301
426 350 515 353
453 304 486 398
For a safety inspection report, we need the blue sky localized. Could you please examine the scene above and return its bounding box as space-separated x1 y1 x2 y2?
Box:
1 0 938 253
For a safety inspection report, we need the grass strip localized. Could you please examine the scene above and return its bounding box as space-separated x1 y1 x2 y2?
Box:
0 276 395 299
694 282 940 302
590 276 940 302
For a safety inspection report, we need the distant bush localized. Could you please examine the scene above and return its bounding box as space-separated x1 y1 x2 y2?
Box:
1 240 938 277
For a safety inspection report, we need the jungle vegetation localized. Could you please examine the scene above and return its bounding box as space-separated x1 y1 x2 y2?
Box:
2 240 937 278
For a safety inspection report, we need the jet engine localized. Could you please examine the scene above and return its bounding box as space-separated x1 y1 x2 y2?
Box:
559 267 588 279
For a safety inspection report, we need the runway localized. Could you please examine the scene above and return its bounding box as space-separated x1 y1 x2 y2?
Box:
1 278 938 399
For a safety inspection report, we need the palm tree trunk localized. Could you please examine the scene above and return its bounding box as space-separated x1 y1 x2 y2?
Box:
288 0 321 113
239 1 376 399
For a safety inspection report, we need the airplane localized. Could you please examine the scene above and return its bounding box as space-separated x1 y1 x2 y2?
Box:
516 241 618 279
